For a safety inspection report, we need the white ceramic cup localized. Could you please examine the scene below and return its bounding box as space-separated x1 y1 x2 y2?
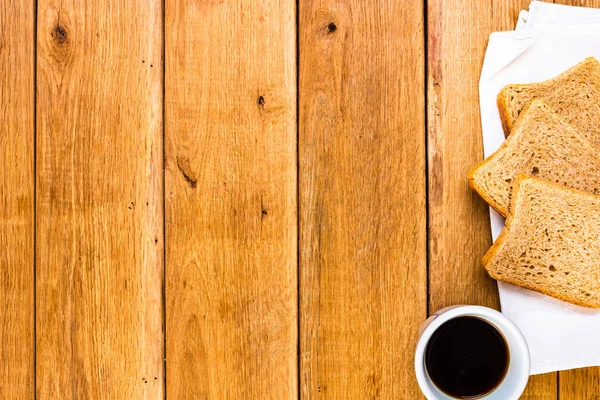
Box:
415 305 530 400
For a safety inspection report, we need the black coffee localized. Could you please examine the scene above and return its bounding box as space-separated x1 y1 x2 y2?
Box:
425 316 509 399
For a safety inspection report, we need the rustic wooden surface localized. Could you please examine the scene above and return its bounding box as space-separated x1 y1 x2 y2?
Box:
0 0 598 398
0 1 34 398
560 367 600 399
165 0 297 398
36 0 164 397
299 0 426 398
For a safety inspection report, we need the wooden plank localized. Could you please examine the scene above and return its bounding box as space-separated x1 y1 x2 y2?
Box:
36 0 164 397
0 1 35 398
299 0 426 397
427 0 556 398
555 0 600 6
560 368 600 399
165 0 297 398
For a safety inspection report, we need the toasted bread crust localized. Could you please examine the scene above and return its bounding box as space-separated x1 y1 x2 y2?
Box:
488 269 600 308
496 84 525 138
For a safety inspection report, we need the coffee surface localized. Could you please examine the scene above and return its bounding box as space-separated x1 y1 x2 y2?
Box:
425 316 509 399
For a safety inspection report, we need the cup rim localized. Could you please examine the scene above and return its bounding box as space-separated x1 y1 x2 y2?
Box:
414 305 530 400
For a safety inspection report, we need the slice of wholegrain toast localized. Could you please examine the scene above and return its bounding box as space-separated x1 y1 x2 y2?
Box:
484 174 600 308
469 100 600 217
497 57 600 147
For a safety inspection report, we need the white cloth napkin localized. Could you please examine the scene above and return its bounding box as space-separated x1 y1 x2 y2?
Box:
480 1 600 375
517 1 600 30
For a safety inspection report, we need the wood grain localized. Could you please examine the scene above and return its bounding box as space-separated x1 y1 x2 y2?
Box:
560 368 600 399
299 0 426 397
427 0 556 398
555 0 600 6
36 0 164 397
165 0 297 398
0 1 35 398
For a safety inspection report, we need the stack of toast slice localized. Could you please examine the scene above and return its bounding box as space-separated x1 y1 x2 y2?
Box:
471 57 600 308
469 100 600 217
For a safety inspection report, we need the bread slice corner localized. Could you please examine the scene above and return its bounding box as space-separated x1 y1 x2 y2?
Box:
484 175 600 308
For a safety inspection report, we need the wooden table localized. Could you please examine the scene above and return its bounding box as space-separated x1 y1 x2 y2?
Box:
1 0 599 398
